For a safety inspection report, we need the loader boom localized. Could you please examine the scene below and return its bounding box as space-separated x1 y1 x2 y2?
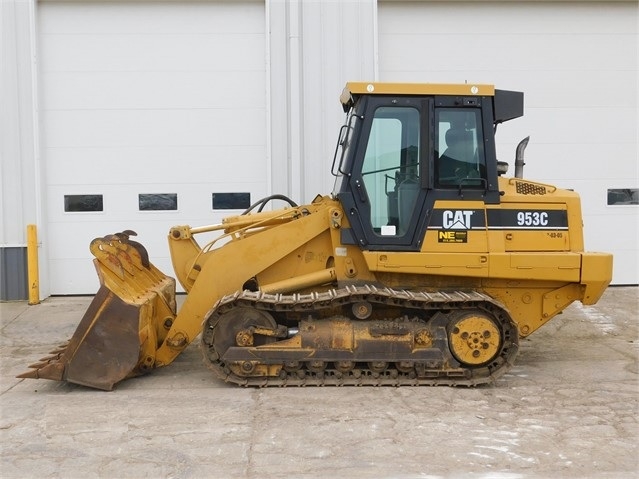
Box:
154 200 341 367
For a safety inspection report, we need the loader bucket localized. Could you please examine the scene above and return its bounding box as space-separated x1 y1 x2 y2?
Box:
17 231 177 390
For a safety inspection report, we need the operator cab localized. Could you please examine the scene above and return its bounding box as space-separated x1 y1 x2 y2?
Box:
332 82 523 251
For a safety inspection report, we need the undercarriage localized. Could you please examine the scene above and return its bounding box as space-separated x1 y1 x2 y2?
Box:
202 285 519 387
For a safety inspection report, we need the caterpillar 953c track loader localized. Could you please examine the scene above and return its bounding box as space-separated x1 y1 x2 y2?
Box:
19 82 613 390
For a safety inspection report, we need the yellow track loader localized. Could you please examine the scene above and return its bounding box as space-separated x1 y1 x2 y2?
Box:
19 82 612 389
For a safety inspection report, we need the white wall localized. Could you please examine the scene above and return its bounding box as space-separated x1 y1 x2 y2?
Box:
0 0 47 297
1 0 38 246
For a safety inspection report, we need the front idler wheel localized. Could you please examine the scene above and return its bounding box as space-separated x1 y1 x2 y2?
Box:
448 310 502 367
211 307 278 360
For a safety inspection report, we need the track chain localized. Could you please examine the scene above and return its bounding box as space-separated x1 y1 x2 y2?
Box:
201 285 519 387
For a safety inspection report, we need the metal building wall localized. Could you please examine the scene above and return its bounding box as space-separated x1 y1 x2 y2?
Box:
267 0 377 204
0 0 44 300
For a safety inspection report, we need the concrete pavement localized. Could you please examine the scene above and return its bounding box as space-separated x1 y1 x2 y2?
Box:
1 287 638 478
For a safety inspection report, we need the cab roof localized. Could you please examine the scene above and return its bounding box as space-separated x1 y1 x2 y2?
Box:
340 82 495 109
340 82 523 124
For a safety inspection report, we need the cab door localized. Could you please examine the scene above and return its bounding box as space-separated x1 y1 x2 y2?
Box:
337 95 431 250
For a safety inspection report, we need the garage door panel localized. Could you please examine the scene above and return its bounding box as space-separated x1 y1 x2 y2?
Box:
564 179 638 218
381 33 632 74
42 71 266 111
47 181 267 222
380 2 635 36
44 146 267 186
40 2 264 35
520 142 635 184
41 33 264 73
521 107 635 147
47 187 268 295
48 258 100 294
523 70 636 109
42 109 265 148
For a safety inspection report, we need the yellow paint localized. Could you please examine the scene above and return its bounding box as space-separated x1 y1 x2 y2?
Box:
343 82 495 98
448 314 501 365
27 224 40 305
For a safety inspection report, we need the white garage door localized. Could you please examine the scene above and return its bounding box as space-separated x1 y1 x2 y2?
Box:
39 1 267 294
378 1 638 285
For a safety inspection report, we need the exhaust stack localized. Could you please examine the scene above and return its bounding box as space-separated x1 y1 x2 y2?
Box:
515 136 530 178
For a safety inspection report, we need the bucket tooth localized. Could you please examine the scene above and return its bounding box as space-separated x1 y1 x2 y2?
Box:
28 360 53 369
38 353 62 362
17 361 65 381
16 369 40 379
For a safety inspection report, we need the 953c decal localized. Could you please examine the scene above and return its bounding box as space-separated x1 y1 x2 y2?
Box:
487 209 568 230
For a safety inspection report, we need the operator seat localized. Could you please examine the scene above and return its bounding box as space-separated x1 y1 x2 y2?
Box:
439 128 475 183
397 174 420 235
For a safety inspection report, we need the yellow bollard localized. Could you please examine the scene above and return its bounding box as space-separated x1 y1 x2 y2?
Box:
27 224 40 305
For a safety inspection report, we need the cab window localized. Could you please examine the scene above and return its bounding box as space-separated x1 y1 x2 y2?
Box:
361 106 420 236
436 109 486 187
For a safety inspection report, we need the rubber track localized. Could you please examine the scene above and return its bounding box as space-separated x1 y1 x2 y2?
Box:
201 285 519 387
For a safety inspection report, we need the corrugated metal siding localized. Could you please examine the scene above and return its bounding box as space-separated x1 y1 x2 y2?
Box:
0 247 28 301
